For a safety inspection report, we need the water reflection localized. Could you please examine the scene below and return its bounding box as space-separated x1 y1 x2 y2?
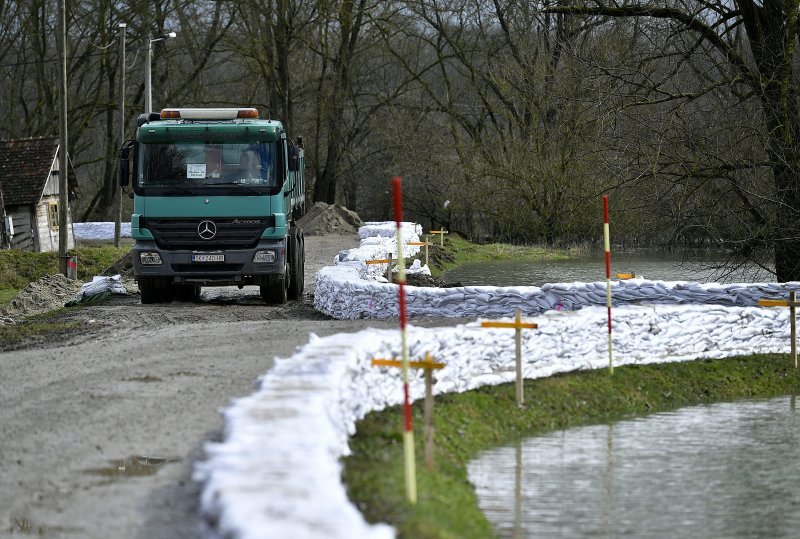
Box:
468 397 800 538
84 455 180 479
444 251 774 287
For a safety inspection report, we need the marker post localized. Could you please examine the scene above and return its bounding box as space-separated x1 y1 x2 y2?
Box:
603 195 613 375
393 176 416 503
758 290 798 368
429 229 448 247
372 353 444 471
366 256 397 282
406 241 430 266
480 309 537 406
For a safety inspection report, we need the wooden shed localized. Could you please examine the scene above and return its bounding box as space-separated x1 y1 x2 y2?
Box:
0 137 77 252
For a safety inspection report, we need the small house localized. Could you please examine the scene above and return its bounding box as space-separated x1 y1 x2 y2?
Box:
0 137 77 252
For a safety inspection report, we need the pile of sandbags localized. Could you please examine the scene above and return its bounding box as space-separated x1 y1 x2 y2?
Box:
314 223 799 320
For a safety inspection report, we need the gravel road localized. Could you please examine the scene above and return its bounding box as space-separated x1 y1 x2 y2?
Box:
0 233 455 538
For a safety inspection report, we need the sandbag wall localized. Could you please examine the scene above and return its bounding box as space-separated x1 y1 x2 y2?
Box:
197 304 792 539
315 223 800 320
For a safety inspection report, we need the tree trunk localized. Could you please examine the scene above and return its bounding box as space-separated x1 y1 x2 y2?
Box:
773 165 800 282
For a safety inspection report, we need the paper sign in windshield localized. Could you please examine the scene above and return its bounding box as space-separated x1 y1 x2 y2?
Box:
187 164 206 179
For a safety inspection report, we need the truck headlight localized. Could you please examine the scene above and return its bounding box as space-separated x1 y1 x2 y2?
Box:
253 250 276 263
139 251 163 265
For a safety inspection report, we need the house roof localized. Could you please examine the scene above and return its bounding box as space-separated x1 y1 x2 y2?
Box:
0 136 60 207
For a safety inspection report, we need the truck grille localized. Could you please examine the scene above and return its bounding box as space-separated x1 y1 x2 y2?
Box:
141 217 275 250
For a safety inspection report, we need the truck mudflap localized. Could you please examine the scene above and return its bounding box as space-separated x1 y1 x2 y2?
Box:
132 238 287 287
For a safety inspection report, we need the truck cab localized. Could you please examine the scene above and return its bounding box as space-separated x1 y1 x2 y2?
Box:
119 107 305 304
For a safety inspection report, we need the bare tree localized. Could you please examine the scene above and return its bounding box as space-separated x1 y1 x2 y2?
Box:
547 0 800 281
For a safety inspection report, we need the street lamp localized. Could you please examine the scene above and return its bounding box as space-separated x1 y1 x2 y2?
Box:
145 31 177 113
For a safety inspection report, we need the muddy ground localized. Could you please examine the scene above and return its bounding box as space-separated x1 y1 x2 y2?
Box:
0 233 463 538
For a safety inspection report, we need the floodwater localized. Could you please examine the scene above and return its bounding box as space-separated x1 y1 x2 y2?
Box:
443 250 774 286
468 396 800 538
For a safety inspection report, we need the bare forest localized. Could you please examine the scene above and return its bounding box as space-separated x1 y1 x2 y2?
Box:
2 0 800 280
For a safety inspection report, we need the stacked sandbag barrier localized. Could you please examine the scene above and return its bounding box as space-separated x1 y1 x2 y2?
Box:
197 304 792 539
335 222 425 281
315 223 800 320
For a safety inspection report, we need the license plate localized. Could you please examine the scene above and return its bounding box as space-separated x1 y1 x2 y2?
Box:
192 254 224 263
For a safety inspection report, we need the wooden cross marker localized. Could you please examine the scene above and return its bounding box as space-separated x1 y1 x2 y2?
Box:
365 255 397 282
372 352 444 471
481 308 537 407
406 241 431 267
758 291 799 368
429 229 448 246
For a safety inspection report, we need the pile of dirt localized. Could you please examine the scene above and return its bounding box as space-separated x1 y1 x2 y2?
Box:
297 202 363 236
1 274 84 321
425 242 456 272
101 250 134 277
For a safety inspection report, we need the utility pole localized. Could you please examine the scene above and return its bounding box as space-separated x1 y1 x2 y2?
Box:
115 23 126 247
58 0 69 275
0 183 8 249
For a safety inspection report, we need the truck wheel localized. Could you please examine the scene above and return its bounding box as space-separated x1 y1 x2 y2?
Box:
174 284 200 302
288 230 303 300
261 278 287 305
139 278 168 304
297 232 305 295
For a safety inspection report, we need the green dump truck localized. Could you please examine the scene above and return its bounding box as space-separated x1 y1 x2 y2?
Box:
118 107 305 304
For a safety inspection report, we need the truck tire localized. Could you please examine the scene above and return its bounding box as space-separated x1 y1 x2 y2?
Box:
260 277 287 305
139 278 170 304
298 232 305 294
287 229 303 300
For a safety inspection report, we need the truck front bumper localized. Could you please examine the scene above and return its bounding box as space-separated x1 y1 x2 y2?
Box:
132 238 286 287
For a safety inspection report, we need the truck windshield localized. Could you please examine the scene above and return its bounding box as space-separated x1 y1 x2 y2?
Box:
137 142 278 194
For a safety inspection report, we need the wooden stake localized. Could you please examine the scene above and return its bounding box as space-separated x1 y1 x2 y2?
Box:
424 352 435 470
481 314 537 407
429 229 448 246
758 294 800 369
371 355 444 474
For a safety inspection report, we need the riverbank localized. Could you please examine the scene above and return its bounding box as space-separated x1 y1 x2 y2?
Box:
425 234 575 278
343 353 800 538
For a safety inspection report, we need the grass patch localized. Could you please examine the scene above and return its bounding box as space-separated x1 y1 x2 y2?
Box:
0 288 18 305
0 245 130 305
423 234 574 277
343 354 800 538
0 320 83 349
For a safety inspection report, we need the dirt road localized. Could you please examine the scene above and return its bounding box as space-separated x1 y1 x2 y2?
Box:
0 234 432 538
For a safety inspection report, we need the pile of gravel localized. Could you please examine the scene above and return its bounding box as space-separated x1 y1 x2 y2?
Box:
1 274 84 322
297 202 363 236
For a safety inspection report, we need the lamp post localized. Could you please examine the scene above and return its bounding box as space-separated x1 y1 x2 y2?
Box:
145 31 176 113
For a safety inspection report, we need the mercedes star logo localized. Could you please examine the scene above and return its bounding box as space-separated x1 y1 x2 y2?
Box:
197 220 217 240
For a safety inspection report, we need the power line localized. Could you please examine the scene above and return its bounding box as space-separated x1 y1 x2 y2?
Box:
68 10 116 51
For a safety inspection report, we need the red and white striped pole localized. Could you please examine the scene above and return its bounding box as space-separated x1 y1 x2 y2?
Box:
393 176 417 504
603 195 614 375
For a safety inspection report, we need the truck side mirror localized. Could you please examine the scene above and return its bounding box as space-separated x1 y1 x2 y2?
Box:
118 140 134 187
288 144 299 172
